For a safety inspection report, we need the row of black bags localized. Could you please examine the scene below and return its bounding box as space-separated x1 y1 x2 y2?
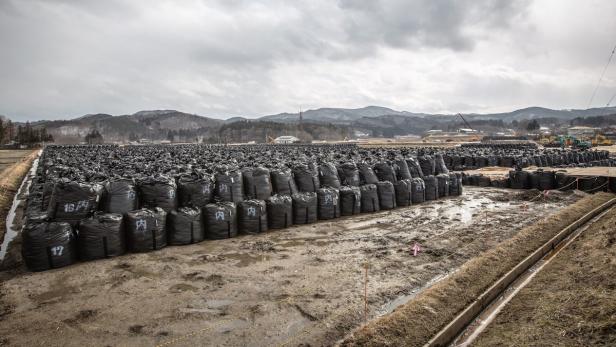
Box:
22 173 463 271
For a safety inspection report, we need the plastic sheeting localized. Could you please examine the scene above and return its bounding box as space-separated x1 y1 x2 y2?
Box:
78 213 125 260
237 199 268 233
22 222 77 271
204 202 238 239
167 207 204 245
125 208 167 252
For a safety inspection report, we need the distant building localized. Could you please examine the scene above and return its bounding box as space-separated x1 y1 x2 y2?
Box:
567 126 598 137
458 128 478 134
424 129 443 135
274 135 300 144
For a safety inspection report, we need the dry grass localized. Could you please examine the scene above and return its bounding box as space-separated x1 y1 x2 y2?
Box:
0 150 37 244
474 205 616 346
340 192 615 347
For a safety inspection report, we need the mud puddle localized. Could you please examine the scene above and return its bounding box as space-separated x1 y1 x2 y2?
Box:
0 187 581 347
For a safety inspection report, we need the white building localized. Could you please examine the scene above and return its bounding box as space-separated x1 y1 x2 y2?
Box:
567 126 598 138
274 135 300 144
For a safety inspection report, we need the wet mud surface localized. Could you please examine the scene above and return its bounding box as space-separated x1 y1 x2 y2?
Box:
0 187 581 347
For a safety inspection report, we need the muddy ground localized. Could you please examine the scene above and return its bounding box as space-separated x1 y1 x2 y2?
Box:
473 203 616 347
0 187 582 347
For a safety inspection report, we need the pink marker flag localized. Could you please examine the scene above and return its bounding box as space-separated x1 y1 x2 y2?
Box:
412 243 421 257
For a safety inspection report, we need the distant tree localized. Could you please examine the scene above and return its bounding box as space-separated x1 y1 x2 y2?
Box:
85 129 104 144
526 119 540 132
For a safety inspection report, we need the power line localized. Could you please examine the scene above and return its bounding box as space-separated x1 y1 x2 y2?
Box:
587 44 616 108
606 92 616 107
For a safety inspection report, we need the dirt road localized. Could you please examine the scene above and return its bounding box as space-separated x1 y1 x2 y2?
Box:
0 187 581 347
473 204 616 346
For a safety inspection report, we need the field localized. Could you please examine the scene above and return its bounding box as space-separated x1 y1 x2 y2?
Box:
0 150 37 246
473 203 616 346
0 187 581 347
0 150 33 172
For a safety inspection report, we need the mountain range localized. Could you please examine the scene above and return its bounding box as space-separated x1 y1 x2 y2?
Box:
18 105 616 143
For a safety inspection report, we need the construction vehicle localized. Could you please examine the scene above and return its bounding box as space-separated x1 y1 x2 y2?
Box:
591 134 613 146
539 135 592 149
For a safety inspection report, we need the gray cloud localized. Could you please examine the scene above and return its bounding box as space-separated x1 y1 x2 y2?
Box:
0 0 614 121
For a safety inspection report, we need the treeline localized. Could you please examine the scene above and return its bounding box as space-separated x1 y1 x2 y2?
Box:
214 120 351 143
570 114 616 127
0 119 53 146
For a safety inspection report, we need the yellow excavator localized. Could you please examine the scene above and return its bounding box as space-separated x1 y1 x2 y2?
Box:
591 134 613 146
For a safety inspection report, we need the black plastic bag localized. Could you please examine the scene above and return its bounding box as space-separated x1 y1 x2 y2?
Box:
271 168 298 195
48 180 101 222
376 181 396 210
424 175 438 201
138 175 177 212
436 173 450 198
167 207 204 245
177 174 214 208
411 178 426 203
339 186 361 216
125 207 167 252
291 192 318 224
317 187 340 220
337 162 360 187
22 221 77 271
357 162 379 185
237 199 268 233
360 184 380 213
103 178 138 214
319 162 341 188
215 169 244 203
204 202 238 239
242 167 273 200
373 162 397 183
267 194 293 228
293 164 320 192
394 179 413 207
78 213 125 260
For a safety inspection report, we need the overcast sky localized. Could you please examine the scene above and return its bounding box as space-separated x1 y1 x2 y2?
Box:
1 0 616 121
